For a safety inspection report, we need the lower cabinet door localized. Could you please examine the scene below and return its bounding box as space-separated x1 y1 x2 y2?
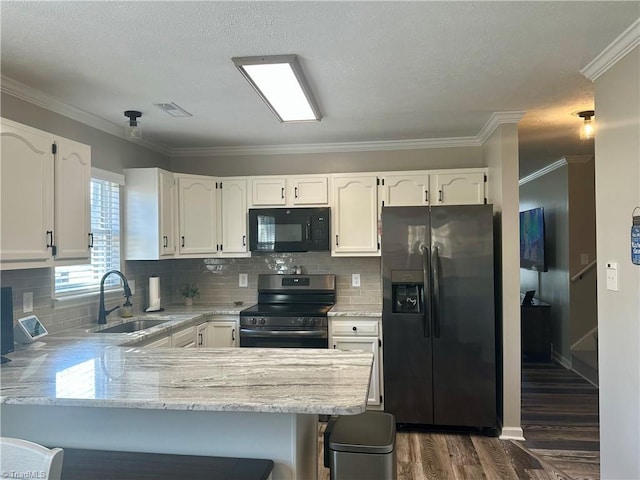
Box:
207 321 238 347
332 336 380 406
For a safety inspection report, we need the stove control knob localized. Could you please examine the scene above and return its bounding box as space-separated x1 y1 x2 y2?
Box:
308 318 316 326
259 318 266 325
299 317 307 326
251 318 257 325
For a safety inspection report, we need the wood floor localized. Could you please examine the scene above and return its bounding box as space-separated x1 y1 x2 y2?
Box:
519 362 600 480
318 424 569 480
317 362 598 480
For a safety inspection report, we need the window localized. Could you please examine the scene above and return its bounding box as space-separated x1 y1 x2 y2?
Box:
54 170 123 297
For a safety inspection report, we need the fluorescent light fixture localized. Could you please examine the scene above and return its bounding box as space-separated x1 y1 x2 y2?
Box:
232 55 321 122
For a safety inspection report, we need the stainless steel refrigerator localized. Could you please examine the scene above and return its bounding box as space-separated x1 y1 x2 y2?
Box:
382 204 497 432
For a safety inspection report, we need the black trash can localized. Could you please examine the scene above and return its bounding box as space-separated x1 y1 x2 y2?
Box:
328 411 396 480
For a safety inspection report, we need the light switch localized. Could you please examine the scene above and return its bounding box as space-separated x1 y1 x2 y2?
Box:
606 262 618 291
239 273 248 288
23 292 33 313
352 273 361 288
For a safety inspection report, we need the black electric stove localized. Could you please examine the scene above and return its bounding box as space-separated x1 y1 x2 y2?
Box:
239 274 335 347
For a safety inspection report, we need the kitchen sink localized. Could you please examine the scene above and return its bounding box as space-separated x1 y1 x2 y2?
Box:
95 319 169 333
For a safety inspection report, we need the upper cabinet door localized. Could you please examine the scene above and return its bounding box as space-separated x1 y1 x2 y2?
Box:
251 178 286 206
159 169 176 256
332 175 379 255
220 179 248 254
432 171 486 206
177 176 217 255
291 176 329 205
381 173 430 207
0 118 54 265
54 137 91 262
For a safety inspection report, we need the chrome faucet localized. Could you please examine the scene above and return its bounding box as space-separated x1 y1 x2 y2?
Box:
98 270 133 324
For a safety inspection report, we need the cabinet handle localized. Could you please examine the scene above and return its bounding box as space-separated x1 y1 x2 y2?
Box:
281 187 285 199
295 187 298 198
333 344 336 349
181 236 185 248
242 235 246 246
163 236 168 248
46 230 57 256
198 333 203 346
232 328 236 341
335 234 339 246
425 190 429 203
439 190 443 203
352 326 357 331
88 233 94 248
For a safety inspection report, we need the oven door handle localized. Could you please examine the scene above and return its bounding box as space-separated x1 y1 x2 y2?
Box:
240 328 328 338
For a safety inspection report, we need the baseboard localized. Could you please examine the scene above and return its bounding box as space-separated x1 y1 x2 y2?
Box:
499 426 525 441
552 351 572 370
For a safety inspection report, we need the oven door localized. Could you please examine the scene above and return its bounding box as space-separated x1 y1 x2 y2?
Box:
240 326 328 348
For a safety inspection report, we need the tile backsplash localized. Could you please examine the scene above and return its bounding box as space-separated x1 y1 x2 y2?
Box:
0 254 381 334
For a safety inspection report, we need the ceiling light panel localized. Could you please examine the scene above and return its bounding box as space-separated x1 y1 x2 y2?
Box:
232 55 321 123
154 102 193 117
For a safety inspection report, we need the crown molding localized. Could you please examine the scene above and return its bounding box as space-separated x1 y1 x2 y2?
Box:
1 75 172 156
171 136 480 157
519 158 568 186
3 74 526 158
477 111 526 144
581 18 640 81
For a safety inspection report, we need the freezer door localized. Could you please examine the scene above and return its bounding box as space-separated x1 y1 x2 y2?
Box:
430 204 497 429
382 206 434 424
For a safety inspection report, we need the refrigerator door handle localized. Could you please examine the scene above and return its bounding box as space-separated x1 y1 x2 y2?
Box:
432 245 441 338
420 243 431 338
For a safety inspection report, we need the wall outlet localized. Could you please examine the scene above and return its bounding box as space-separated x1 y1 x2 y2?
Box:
239 273 248 288
23 292 33 313
580 253 589 265
605 262 618 291
128 280 136 295
352 273 361 288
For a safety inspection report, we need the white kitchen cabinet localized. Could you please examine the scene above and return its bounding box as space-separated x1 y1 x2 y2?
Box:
431 170 486 206
143 335 172 348
177 174 217 256
54 138 92 262
196 322 208 347
207 316 238 347
290 176 328 205
1 118 92 270
330 318 383 407
331 174 379 256
251 177 286 206
124 168 176 260
171 325 197 348
379 172 430 207
219 178 248 255
249 175 329 206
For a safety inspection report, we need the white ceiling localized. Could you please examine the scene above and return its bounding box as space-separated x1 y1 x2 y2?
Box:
1 1 638 176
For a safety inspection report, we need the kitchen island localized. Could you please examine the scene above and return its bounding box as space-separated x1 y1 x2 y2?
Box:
0 314 373 480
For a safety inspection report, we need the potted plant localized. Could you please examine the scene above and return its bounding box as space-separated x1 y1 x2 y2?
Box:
178 282 200 306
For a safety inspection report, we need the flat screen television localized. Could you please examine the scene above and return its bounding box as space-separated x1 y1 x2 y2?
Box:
1 286 15 363
520 207 547 272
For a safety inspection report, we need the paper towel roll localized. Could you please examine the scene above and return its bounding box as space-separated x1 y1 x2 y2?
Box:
145 276 162 312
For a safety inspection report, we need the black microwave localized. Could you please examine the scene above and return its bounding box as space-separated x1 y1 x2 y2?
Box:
249 207 330 253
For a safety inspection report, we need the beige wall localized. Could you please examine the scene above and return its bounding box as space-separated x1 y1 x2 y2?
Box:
170 146 483 176
593 46 640 479
483 123 522 438
0 93 170 173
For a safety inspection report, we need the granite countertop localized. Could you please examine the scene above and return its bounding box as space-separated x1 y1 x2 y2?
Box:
0 305 373 415
328 304 382 317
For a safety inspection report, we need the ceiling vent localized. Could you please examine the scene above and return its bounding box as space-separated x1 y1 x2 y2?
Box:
154 102 193 117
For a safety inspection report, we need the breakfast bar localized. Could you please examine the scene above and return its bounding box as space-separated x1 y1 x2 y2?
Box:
0 341 373 480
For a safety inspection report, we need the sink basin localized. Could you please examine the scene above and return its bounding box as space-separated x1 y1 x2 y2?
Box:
95 319 169 333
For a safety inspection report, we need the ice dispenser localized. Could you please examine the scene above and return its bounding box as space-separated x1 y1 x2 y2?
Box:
391 271 424 314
